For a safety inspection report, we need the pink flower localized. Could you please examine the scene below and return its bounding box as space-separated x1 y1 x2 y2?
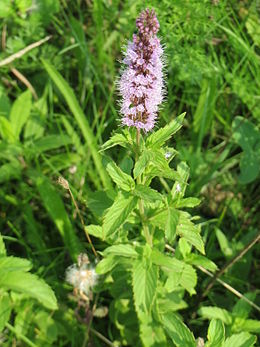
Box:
119 9 165 132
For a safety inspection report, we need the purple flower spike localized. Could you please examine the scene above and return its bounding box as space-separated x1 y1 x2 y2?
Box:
119 8 165 132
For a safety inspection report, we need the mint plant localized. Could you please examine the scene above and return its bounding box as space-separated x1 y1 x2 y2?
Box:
83 9 214 346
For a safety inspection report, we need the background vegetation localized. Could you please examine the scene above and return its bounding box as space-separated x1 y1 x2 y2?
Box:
0 0 259 346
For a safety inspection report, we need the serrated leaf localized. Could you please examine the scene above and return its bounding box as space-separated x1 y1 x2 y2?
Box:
172 162 190 198
177 215 205 254
186 254 218 272
165 207 179 243
206 319 225 347
176 197 201 208
101 132 129 151
103 192 137 238
146 112 186 148
133 150 151 178
151 249 197 295
103 244 137 257
199 307 233 325
0 256 32 272
0 293 11 332
132 251 158 315
134 185 162 202
0 272 57 310
139 313 168 347
161 312 196 347
106 161 135 191
10 90 32 140
222 332 256 347
96 256 118 274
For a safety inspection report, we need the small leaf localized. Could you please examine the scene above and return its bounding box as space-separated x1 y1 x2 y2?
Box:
85 225 102 238
186 254 218 272
96 256 118 274
0 272 57 310
176 197 201 208
199 306 233 325
161 312 196 347
101 131 129 151
132 252 158 315
146 112 186 148
106 161 135 191
103 192 137 238
171 162 190 198
10 90 32 139
222 332 256 347
206 319 225 347
134 185 163 202
215 228 233 257
165 207 179 243
177 215 205 254
103 244 137 258
133 150 151 178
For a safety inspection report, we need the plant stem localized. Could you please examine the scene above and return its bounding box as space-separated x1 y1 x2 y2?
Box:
136 128 152 246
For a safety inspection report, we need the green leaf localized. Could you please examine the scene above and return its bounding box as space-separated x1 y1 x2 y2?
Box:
0 293 11 332
133 149 151 179
85 225 103 238
30 134 73 153
0 256 32 272
0 233 6 256
233 318 260 334
0 161 21 183
222 332 256 347
30 171 82 261
132 255 158 315
101 131 129 151
139 313 168 347
151 249 197 295
0 117 15 142
199 306 233 325
103 244 138 258
161 312 196 347
42 60 111 189
232 292 256 319
176 197 201 208
185 254 218 272
165 207 179 243
96 256 118 274
206 319 225 347
146 112 186 148
0 272 57 310
103 192 137 238
215 228 233 257
171 162 190 198
87 190 113 218
177 214 205 254
106 161 135 191
134 185 163 202
10 90 32 140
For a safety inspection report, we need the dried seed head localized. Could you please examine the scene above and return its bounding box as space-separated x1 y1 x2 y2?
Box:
57 176 69 190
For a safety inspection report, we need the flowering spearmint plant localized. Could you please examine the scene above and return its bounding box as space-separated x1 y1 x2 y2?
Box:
119 8 164 131
79 8 256 347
